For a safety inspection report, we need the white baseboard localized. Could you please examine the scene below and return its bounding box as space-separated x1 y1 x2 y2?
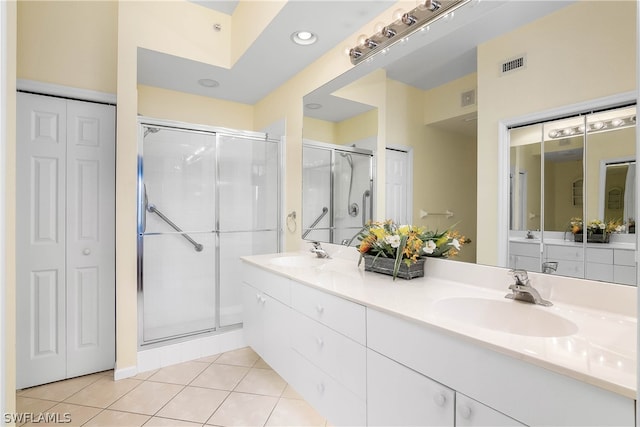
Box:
114 365 138 381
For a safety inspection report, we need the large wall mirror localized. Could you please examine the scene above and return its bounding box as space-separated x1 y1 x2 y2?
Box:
300 0 637 277
509 105 637 285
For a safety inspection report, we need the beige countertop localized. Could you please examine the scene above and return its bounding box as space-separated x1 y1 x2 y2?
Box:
241 244 637 399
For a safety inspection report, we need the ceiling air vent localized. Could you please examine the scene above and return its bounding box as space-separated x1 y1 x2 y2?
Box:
461 89 476 107
501 55 526 75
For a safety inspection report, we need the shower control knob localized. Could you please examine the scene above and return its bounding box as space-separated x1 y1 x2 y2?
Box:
83 248 91 255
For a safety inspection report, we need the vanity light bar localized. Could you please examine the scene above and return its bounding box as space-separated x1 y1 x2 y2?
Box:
349 0 471 65
547 115 636 139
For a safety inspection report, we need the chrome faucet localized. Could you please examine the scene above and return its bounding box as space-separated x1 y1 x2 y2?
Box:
505 269 552 307
309 241 331 259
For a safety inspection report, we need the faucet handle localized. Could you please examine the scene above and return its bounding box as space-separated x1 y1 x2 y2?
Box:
509 269 529 285
309 241 321 249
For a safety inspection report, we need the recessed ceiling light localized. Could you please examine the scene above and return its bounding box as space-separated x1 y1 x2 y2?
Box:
291 31 317 46
198 78 219 88
305 103 322 110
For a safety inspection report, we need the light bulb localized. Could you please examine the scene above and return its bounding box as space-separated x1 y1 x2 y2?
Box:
392 8 405 21
373 22 386 34
357 34 368 46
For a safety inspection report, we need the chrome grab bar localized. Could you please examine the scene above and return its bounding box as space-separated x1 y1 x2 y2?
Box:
147 204 204 252
362 189 371 226
302 207 329 239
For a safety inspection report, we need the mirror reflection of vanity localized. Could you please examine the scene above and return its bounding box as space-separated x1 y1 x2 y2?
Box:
301 0 636 279
508 105 637 285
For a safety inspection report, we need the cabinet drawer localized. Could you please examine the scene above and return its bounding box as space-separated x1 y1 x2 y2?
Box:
456 393 525 426
509 255 541 272
545 245 583 261
290 310 366 399
614 249 636 266
586 247 613 264
509 242 540 257
242 262 291 304
290 350 366 426
291 283 366 344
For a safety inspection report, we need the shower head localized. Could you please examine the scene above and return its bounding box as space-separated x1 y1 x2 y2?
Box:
144 127 160 138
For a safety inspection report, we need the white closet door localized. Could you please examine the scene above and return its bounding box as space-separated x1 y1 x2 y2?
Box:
386 149 410 224
16 93 115 388
16 93 68 388
65 100 115 377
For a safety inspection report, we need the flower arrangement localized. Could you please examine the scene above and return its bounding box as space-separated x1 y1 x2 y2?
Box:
356 220 469 280
569 217 623 235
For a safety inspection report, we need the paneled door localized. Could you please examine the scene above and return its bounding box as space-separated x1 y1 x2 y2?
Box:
16 92 115 389
386 148 411 224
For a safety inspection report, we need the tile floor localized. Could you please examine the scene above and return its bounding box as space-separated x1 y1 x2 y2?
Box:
16 347 327 427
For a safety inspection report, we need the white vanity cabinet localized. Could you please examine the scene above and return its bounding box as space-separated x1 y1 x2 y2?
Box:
367 308 634 427
242 260 635 427
242 263 367 426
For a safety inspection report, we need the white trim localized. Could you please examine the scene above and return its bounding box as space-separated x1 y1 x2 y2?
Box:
0 0 7 419
498 91 637 268
16 79 116 104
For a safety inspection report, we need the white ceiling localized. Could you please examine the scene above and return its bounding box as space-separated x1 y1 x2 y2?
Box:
139 1 574 124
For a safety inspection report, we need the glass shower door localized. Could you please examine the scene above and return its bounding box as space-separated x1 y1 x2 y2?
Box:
217 133 280 327
140 126 217 344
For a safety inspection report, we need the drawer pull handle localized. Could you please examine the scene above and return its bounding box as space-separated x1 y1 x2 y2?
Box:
256 293 261 301
433 393 447 407
316 382 325 394
316 305 324 314
256 294 266 304
458 405 472 420
316 337 324 348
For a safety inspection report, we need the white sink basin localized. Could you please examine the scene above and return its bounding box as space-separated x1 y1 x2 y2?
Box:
268 255 329 268
433 297 578 337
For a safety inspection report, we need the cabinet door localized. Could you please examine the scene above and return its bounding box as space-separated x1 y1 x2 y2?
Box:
241 282 292 380
456 393 525 427
241 282 264 355
367 349 454 427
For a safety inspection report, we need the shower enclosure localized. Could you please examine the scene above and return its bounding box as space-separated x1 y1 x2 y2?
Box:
302 141 374 245
138 118 280 346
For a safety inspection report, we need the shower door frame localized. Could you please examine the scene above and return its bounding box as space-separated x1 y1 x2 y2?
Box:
302 140 374 243
137 117 282 348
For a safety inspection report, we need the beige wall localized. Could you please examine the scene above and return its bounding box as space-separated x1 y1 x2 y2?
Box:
138 85 254 130
5 0 17 418
477 1 636 265
17 1 117 93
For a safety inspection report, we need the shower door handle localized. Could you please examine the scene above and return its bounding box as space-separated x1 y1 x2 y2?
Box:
362 189 371 226
141 184 148 233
